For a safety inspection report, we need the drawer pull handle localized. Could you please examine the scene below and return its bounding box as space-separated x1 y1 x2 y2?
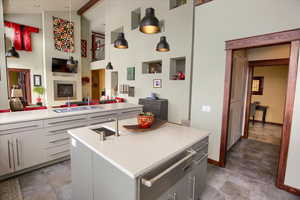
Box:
50 150 70 157
48 118 86 125
50 137 70 144
193 153 208 165
48 125 85 135
141 150 196 187
8 141 12 169
2 124 38 132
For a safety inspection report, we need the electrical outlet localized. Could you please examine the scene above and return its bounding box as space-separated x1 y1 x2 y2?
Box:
201 105 211 112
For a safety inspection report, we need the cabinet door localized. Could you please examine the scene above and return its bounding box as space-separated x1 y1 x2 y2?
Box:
0 135 14 176
14 130 47 171
190 156 208 200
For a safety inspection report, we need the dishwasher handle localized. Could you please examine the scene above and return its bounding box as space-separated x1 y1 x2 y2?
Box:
141 150 196 188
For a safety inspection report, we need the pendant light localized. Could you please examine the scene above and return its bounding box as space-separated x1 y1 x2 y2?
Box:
156 36 170 52
106 62 113 70
140 8 160 34
114 32 128 49
6 46 19 58
66 0 77 67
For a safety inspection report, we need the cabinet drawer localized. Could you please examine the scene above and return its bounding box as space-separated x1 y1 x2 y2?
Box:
119 109 142 120
46 143 70 160
0 120 43 135
88 112 117 126
44 115 88 127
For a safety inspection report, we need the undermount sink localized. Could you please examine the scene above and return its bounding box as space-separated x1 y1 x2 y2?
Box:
92 127 116 138
53 106 103 113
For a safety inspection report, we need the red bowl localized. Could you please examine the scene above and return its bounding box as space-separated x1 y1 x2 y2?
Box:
138 115 155 128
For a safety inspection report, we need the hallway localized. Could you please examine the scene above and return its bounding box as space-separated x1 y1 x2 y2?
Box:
200 139 300 200
248 123 282 145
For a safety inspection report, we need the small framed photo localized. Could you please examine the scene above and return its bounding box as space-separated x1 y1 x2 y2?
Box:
33 75 42 86
153 79 162 88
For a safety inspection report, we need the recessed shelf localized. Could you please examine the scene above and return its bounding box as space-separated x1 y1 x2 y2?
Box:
131 8 141 30
142 60 162 74
111 27 124 44
170 57 186 80
170 0 187 10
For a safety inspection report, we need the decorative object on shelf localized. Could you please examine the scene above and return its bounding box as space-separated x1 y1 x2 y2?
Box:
156 36 170 52
81 39 87 57
106 62 113 70
33 75 42 86
33 86 45 106
119 84 129 94
114 32 128 49
6 46 19 58
53 16 74 52
128 86 135 97
4 21 39 51
127 67 135 80
153 79 162 88
147 93 159 100
177 71 185 80
137 112 155 128
10 87 24 111
82 77 90 84
140 8 160 34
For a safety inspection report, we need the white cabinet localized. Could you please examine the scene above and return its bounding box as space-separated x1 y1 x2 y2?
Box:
0 130 47 176
0 135 14 176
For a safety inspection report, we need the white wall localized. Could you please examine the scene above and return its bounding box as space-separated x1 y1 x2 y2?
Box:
4 14 44 104
191 0 300 189
42 11 82 106
0 0 9 109
92 0 194 123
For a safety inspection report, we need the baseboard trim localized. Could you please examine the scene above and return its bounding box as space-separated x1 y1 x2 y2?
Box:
277 182 300 195
250 120 283 126
208 158 222 167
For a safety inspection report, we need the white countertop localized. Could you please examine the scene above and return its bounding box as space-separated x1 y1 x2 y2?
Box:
0 103 142 125
69 118 210 179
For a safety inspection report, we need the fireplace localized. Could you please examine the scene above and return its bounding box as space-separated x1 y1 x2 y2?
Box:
54 81 77 100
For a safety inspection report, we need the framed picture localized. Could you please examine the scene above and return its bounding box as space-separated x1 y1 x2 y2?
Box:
153 79 162 88
33 75 42 86
252 77 264 95
127 67 135 81
81 40 87 57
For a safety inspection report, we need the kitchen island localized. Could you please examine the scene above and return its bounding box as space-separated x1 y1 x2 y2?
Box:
69 118 210 200
0 103 142 180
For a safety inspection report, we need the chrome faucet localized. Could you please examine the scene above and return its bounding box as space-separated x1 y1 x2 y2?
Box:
67 97 70 109
113 116 120 137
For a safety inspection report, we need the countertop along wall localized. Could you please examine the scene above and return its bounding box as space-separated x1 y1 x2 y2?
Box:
92 0 194 124
0 0 9 110
42 11 82 106
191 0 300 189
4 14 44 104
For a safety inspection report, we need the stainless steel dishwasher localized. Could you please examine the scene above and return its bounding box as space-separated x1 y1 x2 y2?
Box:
139 137 209 200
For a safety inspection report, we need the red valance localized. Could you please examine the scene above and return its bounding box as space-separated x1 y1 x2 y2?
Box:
4 21 39 52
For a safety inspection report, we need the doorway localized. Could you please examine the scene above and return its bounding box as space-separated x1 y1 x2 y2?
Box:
91 69 105 100
220 29 300 193
7 68 32 105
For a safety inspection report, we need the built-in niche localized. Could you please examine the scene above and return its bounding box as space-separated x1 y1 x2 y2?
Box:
111 27 124 44
170 0 187 10
131 8 141 30
170 57 186 80
142 60 162 74
127 67 135 80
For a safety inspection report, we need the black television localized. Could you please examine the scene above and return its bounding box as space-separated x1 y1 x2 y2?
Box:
52 58 78 73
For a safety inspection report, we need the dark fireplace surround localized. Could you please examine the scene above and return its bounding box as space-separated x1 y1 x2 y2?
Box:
54 80 77 101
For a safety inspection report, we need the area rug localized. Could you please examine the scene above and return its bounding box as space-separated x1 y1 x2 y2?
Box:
0 179 23 200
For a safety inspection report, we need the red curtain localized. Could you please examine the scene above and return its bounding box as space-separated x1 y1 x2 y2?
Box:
4 21 39 52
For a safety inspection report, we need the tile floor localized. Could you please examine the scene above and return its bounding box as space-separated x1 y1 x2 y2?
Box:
248 122 282 145
4 139 300 200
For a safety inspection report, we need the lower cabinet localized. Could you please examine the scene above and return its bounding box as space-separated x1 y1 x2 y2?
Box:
0 130 47 176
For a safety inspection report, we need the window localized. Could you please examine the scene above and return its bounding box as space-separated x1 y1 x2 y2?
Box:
252 77 264 95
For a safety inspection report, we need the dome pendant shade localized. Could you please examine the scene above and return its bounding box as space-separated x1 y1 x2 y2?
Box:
140 8 160 34
114 33 128 49
6 47 20 58
106 62 113 70
156 36 170 52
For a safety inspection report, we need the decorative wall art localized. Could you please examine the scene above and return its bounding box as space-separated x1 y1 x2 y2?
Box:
81 39 87 57
127 67 135 81
33 75 42 86
53 17 74 53
153 79 162 88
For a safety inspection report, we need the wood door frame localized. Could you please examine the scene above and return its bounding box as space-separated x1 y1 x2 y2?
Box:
243 58 290 138
7 68 32 105
220 29 300 195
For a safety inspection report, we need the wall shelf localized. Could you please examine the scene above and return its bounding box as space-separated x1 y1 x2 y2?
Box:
170 57 186 80
142 60 162 74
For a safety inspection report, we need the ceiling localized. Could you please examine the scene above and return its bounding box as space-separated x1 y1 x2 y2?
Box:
3 0 89 14
83 0 106 33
